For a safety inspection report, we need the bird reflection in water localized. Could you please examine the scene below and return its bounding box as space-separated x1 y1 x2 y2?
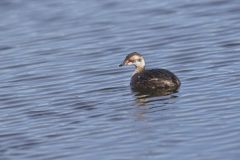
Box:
131 90 179 122
133 89 179 106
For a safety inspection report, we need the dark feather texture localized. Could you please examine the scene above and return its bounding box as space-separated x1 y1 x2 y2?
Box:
131 69 180 92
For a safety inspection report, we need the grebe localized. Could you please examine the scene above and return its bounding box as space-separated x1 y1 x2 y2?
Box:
119 52 180 94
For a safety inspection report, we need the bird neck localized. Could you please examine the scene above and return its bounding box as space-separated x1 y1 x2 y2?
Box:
132 58 145 75
133 66 145 75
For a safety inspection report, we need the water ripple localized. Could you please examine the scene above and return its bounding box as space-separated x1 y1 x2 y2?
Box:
0 0 240 160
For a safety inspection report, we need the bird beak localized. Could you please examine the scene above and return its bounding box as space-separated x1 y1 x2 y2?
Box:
119 60 133 67
119 60 127 67
119 63 124 67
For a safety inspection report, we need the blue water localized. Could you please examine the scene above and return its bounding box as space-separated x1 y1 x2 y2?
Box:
0 0 240 159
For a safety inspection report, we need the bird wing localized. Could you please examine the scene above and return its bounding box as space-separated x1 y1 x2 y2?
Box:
133 69 179 89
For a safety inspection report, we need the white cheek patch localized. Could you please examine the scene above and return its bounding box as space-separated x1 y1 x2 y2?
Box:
134 61 141 65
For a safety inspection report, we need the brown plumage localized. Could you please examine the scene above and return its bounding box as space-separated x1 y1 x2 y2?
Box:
119 52 180 94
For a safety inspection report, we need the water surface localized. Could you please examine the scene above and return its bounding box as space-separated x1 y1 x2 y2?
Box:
0 0 240 159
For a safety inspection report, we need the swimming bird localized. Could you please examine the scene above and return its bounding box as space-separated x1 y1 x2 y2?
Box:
119 52 180 94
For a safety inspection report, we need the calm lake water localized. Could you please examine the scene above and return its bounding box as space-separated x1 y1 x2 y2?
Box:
0 0 240 159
